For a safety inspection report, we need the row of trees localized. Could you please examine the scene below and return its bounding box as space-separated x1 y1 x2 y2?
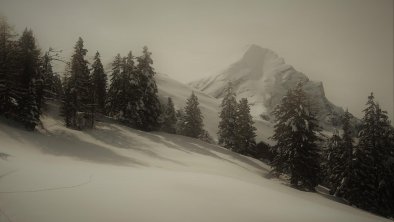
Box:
61 37 161 131
269 82 394 217
324 93 394 217
0 17 212 142
217 83 257 155
0 17 61 130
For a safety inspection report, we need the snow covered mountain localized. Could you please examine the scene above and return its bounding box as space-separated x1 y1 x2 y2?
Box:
189 44 349 129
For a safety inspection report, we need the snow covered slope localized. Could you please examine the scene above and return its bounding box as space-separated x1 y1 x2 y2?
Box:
0 105 389 222
155 73 273 143
189 44 350 129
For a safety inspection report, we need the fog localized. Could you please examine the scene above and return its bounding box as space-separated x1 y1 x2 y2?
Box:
0 0 392 120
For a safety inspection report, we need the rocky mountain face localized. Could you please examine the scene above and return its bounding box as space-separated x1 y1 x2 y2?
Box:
189 44 353 129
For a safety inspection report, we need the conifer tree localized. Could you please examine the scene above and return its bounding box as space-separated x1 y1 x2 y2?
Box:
41 51 57 101
334 110 354 197
182 92 204 138
106 54 124 118
17 28 42 130
91 51 107 113
348 93 378 212
347 93 393 215
162 97 177 133
61 62 73 127
271 83 321 191
323 129 343 195
61 37 91 129
135 46 161 131
218 82 238 150
235 98 256 154
123 51 141 126
0 16 20 117
175 109 186 135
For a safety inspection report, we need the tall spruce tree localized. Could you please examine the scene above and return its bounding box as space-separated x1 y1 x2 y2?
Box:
61 37 91 129
182 92 204 138
135 46 161 131
335 110 354 197
324 129 343 195
91 51 107 113
0 16 20 117
41 51 59 101
235 98 256 154
162 97 177 134
218 82 238 150
123 51 141 126
347 93 394 215
271 83 321 191
106 54 124 118
17 28 42 130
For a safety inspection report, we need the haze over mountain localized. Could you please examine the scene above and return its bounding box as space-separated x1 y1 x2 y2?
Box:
189 45 358 129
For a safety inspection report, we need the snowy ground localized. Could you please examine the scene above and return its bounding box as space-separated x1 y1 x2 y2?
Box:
0 104 390 222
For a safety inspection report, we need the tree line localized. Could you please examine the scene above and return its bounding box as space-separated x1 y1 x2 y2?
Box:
268 82 394 217
0 17 62 130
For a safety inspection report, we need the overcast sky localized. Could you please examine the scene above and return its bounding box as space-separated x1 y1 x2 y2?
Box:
1 0 393 121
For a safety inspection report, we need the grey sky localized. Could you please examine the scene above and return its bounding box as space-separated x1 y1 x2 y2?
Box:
1 0 393 121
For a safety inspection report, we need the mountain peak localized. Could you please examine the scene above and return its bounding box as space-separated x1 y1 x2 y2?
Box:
240 44 284 69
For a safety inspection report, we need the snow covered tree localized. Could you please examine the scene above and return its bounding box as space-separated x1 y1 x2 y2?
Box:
123 51 141 126
91 51 107 113
175 109 186 135
106 54 124 118
135 46 161 131
271 82 321 191
41 51 62 102
0 16 20 117
347 93 394 215
182 92 204 138
234 98 256 154
334 110 354 197
161 97 177 134
61 37 92 129
323 129 343 195
17 28 42 130
218 82 238 150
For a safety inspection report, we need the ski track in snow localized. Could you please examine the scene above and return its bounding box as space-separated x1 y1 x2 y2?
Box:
0 175 92 194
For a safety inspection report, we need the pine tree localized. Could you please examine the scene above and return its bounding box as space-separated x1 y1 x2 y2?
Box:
182 92 204 138
123 51 141 126
347 93 377 212
271 82 321 191
323 129 343 195
235 98 256 154
91 51 107 113
270 89 295 175
106 54 124 118
218 82 238 150
374 104 394 216
347 93 394 215
61 37 91 129
175 109 186 135
135 46 161 131
41 51 56 101
161 97 177 133
17 28 42 130
0 16 20 117
335 110 354 197
61 62 73 127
